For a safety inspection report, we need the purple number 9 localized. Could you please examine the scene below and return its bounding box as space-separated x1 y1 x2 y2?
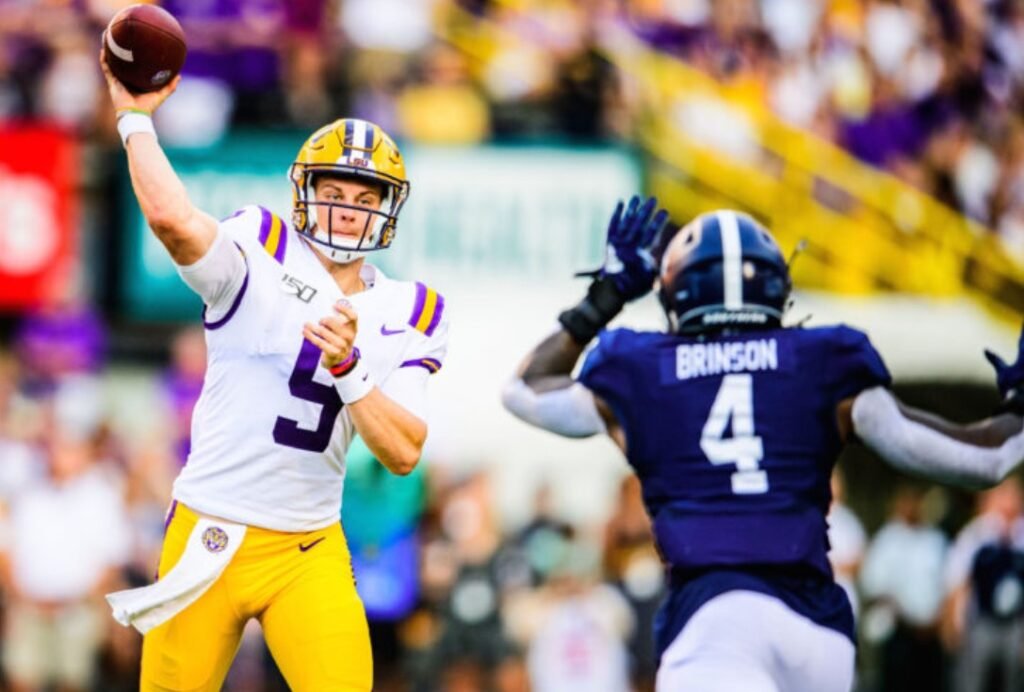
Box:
273 339 343 452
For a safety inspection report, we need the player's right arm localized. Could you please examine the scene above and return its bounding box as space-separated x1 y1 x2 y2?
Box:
501 197 669 449
502 328 622 446
838 324 1024 489
100 43 218 266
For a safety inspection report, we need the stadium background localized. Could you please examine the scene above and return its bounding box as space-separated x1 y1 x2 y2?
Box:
1 0 1024 690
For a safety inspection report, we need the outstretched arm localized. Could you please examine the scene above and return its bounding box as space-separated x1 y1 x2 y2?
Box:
843 387 1023 489
100 41 218 266
503 328 621 445
839 324 1024 488
502 196 669 450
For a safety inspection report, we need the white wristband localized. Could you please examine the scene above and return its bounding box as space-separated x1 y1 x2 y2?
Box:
117 111 157 146
333 358 374 404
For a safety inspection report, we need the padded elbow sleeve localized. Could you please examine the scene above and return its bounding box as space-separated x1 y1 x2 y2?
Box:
501 379 607 438
852 386 1024 488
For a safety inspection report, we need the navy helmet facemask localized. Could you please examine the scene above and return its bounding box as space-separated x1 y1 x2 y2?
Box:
658 210 792 335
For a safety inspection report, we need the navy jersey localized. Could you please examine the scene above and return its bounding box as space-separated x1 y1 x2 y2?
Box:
971 544 1024 621
578 325 890 579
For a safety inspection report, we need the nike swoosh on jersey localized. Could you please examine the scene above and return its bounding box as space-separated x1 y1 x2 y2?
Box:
380 325 406 336
298 537 326 552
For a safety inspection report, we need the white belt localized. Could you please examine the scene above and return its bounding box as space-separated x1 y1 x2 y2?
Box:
106 517 246 634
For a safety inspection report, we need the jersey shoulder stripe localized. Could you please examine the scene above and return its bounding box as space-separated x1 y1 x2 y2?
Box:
400 357 442 374
408 282 445 336
256 207 288 264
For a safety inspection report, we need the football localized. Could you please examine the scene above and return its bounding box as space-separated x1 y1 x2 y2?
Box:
103 4 186 94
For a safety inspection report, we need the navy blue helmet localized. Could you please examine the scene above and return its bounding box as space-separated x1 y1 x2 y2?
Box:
658 210 791 334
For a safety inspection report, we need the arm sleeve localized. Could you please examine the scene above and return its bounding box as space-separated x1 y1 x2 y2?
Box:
383 303 450 421
852 386 1024 488
501 379 607 438
175 213 249 321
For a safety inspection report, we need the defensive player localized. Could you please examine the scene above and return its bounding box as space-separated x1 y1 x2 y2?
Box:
100 49 447 691
502 197 1024 692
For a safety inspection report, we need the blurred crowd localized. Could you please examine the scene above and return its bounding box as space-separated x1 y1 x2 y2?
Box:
4 0 1024 691
625 0 1024 261
3 0 1024 261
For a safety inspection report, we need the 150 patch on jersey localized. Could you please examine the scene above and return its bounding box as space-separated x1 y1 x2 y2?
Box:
280 273 317 303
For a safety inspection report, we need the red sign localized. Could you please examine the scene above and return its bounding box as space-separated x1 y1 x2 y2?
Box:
0 124 78 309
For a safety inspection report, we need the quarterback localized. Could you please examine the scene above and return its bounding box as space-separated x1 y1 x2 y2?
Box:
100 49 446 691
503 198 1024 691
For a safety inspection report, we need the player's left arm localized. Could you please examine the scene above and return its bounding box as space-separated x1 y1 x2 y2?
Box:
837 324 1024 488
304 302 426 475
344 386 426 476
837 396 1022 448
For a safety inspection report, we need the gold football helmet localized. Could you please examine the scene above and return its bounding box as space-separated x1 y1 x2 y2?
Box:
289 118 410 264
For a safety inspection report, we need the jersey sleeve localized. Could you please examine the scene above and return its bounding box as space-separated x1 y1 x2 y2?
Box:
827 325 892 401
384 283 450 421
397 282 449 376
175 207 258 322
576 328 633 411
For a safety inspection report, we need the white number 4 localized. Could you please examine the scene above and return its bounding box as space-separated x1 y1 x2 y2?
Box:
700 374 769 495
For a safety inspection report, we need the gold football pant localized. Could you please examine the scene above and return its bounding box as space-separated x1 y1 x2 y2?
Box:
140 503 372 691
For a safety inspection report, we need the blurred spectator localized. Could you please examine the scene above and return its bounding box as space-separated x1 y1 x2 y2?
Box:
339 0 436 54
282 0 332 127
602 475 663 691
506 538 634 692
13 299 106 398
37 30 102 132
160 325 206 467
412 471 523 691
396 42 491 145
827 467 866 620
0 397 130 692
0 352 42 512
860 484 948 692
552 39 618 140
944 477 1024 692
510 483 575 588
347 49 407 135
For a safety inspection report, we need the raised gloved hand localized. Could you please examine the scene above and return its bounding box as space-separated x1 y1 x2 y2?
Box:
559 195 671 344
985 323 1024 414
597 195 670 302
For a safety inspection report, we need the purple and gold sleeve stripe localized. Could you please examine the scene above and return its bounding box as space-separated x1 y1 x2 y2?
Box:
400 357 442 374
257 207 287 264
408 282 445 337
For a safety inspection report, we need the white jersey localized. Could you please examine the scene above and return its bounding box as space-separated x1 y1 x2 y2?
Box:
171 206 448 531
